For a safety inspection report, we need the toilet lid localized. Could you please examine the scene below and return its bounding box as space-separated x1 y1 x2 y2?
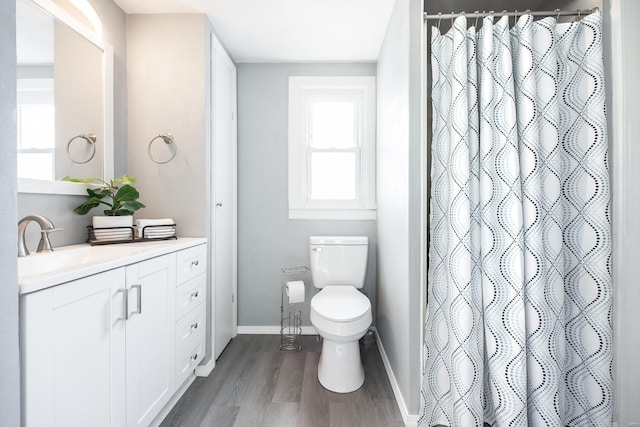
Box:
311 286 371 322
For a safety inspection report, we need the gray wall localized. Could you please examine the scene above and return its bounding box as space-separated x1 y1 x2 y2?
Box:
237 63 377 328
0 0 20 424
17 0 127 247
376 0 424 417
606 0 640 424
126 14 209 238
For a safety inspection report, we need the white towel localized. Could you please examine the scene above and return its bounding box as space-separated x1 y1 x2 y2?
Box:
136 218 175 238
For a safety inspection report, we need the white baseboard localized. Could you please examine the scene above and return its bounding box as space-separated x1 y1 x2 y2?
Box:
237 325 317 335
195 357 215 377
373 327 420 427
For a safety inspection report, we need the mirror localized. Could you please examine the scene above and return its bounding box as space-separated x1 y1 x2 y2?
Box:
16 0 113 195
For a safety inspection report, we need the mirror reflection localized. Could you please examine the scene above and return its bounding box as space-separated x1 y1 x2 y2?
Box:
16 0 104 181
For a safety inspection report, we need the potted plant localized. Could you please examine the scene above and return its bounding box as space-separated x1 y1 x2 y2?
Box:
63 175 146 240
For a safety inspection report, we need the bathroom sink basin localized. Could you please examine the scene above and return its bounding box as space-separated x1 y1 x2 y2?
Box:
18 246 92 277
17 239 205 294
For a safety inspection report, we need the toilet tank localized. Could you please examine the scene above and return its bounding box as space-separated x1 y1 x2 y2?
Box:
309 236 368 289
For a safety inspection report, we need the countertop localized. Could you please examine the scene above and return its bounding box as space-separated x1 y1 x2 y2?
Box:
19 237 207 295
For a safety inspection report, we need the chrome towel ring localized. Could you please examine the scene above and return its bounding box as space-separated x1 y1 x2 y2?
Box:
66 133 97 164
148 133 177 164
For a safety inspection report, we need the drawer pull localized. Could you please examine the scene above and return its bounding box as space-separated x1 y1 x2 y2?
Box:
190 322 199 330
191 291 199 298
191 260 199 268
191 353 198 361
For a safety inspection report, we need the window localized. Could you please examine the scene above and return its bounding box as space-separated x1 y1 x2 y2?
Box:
17 78 55 180
288 76 376 220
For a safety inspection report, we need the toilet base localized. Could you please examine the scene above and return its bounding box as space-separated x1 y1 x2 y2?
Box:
317 338 364 393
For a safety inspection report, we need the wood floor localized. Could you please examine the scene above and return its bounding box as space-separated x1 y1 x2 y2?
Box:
161 334 404 427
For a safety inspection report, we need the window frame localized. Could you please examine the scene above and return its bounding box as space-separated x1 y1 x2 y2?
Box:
288 76 376 220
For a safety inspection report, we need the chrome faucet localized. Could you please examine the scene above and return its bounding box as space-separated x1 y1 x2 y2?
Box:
18 215 62 257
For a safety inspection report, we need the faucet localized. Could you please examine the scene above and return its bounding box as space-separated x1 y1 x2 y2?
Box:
18 215 62 257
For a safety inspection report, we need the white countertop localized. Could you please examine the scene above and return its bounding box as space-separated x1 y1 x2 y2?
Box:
19 237 207 295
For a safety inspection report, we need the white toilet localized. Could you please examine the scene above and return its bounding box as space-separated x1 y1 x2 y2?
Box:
309 236 372 393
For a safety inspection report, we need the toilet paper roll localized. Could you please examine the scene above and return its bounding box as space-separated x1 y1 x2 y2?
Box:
285 280 305 304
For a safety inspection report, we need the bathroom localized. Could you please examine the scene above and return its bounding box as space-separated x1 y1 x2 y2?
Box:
1 0 639 426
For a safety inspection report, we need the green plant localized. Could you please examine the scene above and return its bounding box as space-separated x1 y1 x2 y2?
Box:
62 175 146 216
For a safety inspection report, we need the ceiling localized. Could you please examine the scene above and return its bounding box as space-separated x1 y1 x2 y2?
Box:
112 0 396 63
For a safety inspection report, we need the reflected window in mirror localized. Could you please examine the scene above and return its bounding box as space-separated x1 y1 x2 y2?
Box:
17 78 56 180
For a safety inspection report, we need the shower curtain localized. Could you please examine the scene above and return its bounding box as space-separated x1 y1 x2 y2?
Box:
420 10 611 427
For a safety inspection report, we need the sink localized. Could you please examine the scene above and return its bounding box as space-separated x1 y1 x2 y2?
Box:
18 246 92 277
17 239 203 294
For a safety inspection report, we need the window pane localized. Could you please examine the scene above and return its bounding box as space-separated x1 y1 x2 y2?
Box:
310 152 356 200
310 101 355 149
18 105 55 149
17 153 54 180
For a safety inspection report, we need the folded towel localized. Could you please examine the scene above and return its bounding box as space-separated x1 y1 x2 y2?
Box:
136 218 175 238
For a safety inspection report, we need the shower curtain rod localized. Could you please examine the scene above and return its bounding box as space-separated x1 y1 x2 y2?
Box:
424 7 598 20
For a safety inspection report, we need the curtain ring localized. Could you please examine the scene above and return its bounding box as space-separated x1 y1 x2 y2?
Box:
451 11 454 28
513 10 518 26
576 10 582 22
66 133 96 164
474 11 480 29
148 133 177 164
437 12 442 31
556 8 561 21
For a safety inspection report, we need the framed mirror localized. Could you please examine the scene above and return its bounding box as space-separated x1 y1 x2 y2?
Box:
16 0 113 195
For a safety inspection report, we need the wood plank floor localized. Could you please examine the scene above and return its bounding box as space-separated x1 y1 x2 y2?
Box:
161 334 404 427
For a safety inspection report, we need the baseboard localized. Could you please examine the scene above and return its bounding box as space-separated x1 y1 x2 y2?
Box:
237 325 317 335
373 327 420 427
195 357 215 377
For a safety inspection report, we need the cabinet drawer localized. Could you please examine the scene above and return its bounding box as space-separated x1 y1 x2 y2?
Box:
176 244 207 285
176 302 206 352
176 336 205 387
176 274 206 319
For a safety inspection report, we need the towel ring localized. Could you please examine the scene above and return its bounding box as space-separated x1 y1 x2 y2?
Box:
148 133 177 164
66 133 97 164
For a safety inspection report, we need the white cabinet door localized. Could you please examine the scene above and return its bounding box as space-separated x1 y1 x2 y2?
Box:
21 268 127 427
125 254 176 427
212 34 237 359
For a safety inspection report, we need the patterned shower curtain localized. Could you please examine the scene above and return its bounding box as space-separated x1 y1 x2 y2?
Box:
420 11 611 427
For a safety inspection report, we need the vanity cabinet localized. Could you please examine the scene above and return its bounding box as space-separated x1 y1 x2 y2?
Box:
174 245 207 385
125 254 176 427
20 242 208 427
21 268 127 427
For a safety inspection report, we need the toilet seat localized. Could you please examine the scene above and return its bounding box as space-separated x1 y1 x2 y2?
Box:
311 286 371 322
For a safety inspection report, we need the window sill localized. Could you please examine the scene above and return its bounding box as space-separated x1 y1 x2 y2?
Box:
288 209 376 221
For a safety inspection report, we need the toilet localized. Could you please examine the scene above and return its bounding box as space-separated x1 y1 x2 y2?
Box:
309 236 372 393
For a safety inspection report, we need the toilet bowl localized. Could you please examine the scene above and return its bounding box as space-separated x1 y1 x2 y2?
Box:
311 286 372 393
308 236 371 393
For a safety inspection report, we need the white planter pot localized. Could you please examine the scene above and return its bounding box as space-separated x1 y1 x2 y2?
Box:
92 216 134 241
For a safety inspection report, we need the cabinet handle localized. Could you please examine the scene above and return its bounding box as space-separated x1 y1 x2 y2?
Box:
117 289 129 321
191 291 199 298
191 353 198 361
131 284 142 316
191 260 199 268
190 322 199 330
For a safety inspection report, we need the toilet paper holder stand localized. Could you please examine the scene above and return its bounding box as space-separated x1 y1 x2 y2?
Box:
280 266 309 351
